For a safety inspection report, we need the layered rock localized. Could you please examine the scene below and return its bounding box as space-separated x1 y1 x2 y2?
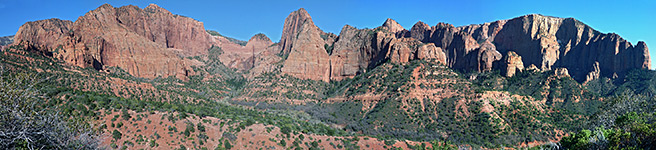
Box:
381 18 405 33
500 51 524 77
13 4 214 79
12 5 650 83
279 8 314 56
215 33 274 72
328 25 375 80
491 14 650 82
13 19 72 51
278 8 338 81
402 14 650 82
277 10 649 83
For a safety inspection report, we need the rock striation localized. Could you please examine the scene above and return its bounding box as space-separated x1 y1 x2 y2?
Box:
13 4 214 79
277 11 650 83
279 8 334 82
214 33 275 72
11 5 651 83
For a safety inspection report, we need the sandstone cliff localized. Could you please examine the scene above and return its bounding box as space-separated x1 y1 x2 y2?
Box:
279 8 334 82
11 5 650 83
214 33 275 73
13 4 213 79
276 11 650 83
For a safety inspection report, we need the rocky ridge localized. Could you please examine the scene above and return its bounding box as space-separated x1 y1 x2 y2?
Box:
277 11 650 83
10 5 650 83
12 4 214 79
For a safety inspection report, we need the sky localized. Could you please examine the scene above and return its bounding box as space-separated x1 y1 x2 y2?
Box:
1 0 655 67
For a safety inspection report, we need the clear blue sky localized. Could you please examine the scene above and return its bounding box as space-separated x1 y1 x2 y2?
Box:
1 0 654 67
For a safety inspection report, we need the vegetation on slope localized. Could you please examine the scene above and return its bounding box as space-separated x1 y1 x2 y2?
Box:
4 41 656 149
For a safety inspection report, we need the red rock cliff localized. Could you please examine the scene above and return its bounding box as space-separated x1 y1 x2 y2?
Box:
277 12 650 82
13 4 213 79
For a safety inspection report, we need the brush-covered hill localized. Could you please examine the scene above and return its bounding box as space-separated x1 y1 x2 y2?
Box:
2 3 655 149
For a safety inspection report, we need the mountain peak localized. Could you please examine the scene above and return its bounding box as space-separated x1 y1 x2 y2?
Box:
382 18 404 33
146 3 161 9
279 8 318 55
249 33 271 43
411 21 430 30
98 3 114 9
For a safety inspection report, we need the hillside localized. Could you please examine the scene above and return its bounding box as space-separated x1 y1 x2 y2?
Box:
1 3 655 149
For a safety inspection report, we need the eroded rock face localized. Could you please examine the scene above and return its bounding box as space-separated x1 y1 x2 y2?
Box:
13 4 213 79
277 11 649 83
585 61 601 83
501 51 524 77
328 25 375 80
14 6 650 83
417 43 446 63
215 33 274 72
279 9 332 81
13 19 73 51
490 14 650 82
279 8 314 56
407 14 650 82
382 18 405 33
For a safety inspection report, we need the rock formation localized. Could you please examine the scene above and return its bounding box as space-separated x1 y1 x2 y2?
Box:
501 51 525 77
279 8 334 81
10 5 650 83
215 33 275 72
277 11 650 83
13 4 214 79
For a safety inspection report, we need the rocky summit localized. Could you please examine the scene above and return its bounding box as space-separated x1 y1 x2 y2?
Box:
12 6 650 83
3 3 656 150
13 4 213 79
276 11 650 83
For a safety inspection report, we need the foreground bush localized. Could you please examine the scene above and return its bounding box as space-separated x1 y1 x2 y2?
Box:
0 70 101 149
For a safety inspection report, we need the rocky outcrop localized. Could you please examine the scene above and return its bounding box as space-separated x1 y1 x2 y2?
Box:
381 18 405 33
491 14 650 82
328 25 375 80
12 6 650 83
279 8 333 81
585 61 601 83
13 4 214 79
402 14 650 82
501 51 524 77
554 68 570 77
279 8 314 56
215 33 274 72
277 11 649 83
13 19 72 51
416 43 446 63
410 21 431 42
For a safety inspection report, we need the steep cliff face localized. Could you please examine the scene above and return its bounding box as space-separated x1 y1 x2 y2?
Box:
13 4 213 79
279 8 333 82
12 6 650 83
215 33 274 72
13 19 73 51
490 14 650 82
279 8 314 56
385 14 650 82
277 10 649 83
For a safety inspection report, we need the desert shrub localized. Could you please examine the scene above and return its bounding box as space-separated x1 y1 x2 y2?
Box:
0 72 100 149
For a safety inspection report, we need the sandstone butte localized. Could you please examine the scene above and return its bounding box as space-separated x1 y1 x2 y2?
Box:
11 5 651 83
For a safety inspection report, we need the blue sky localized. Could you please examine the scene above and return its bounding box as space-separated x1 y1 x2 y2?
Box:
1 0 654 67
